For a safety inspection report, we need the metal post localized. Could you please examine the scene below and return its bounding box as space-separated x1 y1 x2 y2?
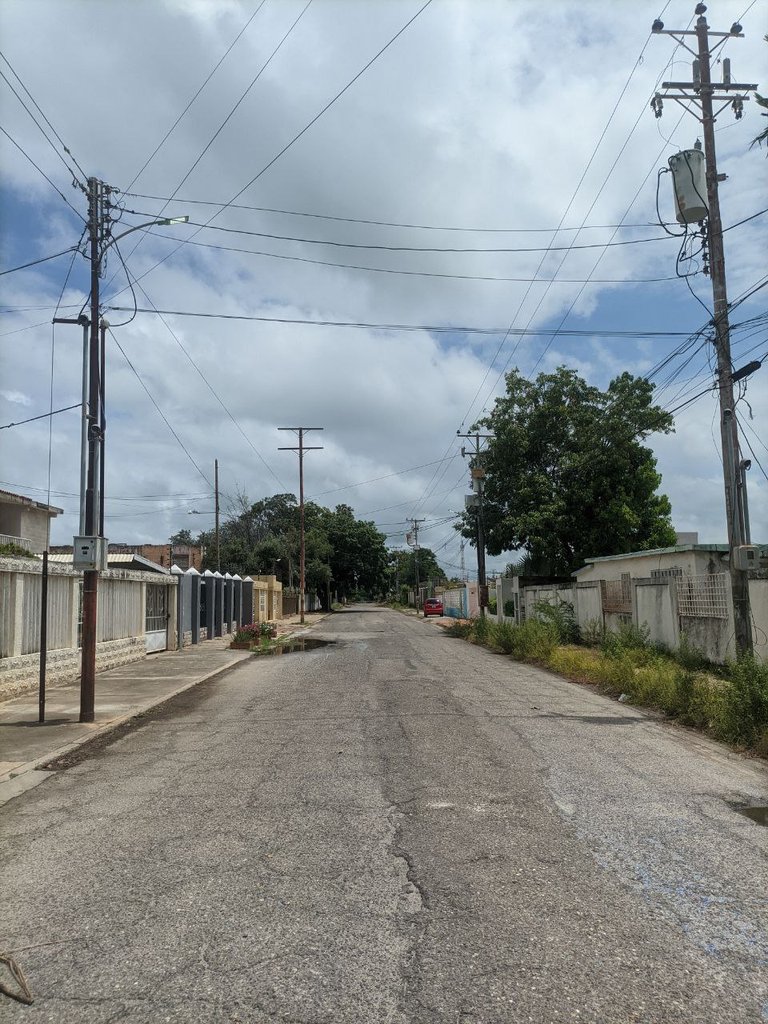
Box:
214 458 220 572
99 319 106 537
38 550 48 723
80 176 102 723
79 315 89 534
299 429 305 623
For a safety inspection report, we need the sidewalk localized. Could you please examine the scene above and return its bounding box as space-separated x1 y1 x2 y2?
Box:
0 611 329 807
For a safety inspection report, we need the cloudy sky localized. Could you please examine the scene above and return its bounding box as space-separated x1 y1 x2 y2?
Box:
1 0 766 578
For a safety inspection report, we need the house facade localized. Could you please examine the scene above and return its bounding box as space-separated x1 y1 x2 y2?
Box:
0 490 63 554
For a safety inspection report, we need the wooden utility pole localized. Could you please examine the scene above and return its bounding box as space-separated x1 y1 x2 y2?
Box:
652 12 756 655
279 427 323 623
406 518 425 608
458 432 492 615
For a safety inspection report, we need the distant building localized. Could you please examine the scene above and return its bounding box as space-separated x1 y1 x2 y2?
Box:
0 489 63 553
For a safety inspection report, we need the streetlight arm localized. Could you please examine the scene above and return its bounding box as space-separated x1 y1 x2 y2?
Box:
101 216 189 261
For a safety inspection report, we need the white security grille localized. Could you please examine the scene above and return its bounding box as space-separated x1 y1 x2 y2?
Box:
677 573 728 619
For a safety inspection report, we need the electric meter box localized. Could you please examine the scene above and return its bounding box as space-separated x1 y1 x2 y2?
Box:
668 149 708 224
73 536 108 572
733 545 759 571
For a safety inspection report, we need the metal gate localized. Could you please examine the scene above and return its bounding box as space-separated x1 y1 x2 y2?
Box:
145 584 168 652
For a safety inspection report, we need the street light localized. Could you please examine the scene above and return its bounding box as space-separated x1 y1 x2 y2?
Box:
76 188 189 723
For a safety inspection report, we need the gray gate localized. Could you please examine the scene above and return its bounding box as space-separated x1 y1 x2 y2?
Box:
145 584 168 652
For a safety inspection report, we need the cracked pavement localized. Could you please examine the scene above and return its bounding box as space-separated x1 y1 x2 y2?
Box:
1 606 767 1022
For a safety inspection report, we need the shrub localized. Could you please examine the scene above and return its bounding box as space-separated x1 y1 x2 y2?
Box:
533 599 579 644
600 621 651 658
233 623 261 644
444 620 473 638
676 635 711 672
0 542 37 559
503 599 515 618
580 619 604 647
511 619 559 661
719 657 768 747
489 621 518 654
471 614 491 646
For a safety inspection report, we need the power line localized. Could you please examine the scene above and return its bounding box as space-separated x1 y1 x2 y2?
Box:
0 246 80 276
127 280 286 489
0 403 79 430
136 228 681 284
107 326 212 490
123 3 265 193
0 50 87 182
120 191 677 234
105 305 693 338
158 217 678 254
0 124 85 222
106 0 434 302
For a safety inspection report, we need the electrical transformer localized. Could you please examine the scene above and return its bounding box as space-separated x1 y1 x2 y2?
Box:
668 149 708 224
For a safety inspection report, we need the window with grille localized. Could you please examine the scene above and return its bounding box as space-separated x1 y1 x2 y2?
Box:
651 566 683 580
677 573 728 619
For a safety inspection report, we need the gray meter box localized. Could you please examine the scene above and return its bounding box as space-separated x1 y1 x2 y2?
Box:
733 545 759 571
73 536 108 571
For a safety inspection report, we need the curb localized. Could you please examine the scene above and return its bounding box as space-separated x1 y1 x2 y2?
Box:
0 651 251 806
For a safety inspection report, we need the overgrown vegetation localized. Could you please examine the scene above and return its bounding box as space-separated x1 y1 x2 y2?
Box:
441 613 768 756
0 542 37 558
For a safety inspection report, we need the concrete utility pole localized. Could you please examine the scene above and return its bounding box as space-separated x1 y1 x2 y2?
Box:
57 182 189 722
279 427 323 623
79 177 107 722
652 9 756 656
458 432 493 615
406 518 425 607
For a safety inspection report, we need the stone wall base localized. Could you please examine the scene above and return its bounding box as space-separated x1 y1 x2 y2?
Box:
0 636 146 703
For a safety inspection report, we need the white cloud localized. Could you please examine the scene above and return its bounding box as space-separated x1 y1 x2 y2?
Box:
0 0 765 571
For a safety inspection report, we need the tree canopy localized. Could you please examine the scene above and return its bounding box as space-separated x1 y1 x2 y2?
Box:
198 495 389 602
389 547 447 588
457 367 677 574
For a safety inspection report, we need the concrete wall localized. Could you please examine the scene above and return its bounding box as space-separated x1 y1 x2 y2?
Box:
635 580 678 651
0 557 178 700
508 570 767 666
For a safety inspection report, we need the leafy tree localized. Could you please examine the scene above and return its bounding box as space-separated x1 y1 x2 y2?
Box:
751 37 768 153
169 528 194 546
390 547 447 587
325 504 389 599
458 367 677 574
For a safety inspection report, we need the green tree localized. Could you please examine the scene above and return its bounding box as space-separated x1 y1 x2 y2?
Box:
458 367 677 574
169 528 194 546
325 504 389 599
751 37 768 152
390 547 447 588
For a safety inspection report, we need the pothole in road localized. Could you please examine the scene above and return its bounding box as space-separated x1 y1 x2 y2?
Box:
735 805 768 827
254 637 337 656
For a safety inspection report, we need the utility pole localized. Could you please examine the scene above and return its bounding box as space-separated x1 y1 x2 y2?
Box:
214 458 220 572
458 432 493 615
652 9 756 656
406 518 425 608
279 427 323 623
79 177 107 723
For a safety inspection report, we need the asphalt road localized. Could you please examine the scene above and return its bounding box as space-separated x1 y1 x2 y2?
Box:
2 606 767 1023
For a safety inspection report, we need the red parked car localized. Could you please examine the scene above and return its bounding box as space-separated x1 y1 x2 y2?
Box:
423 598 444 617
